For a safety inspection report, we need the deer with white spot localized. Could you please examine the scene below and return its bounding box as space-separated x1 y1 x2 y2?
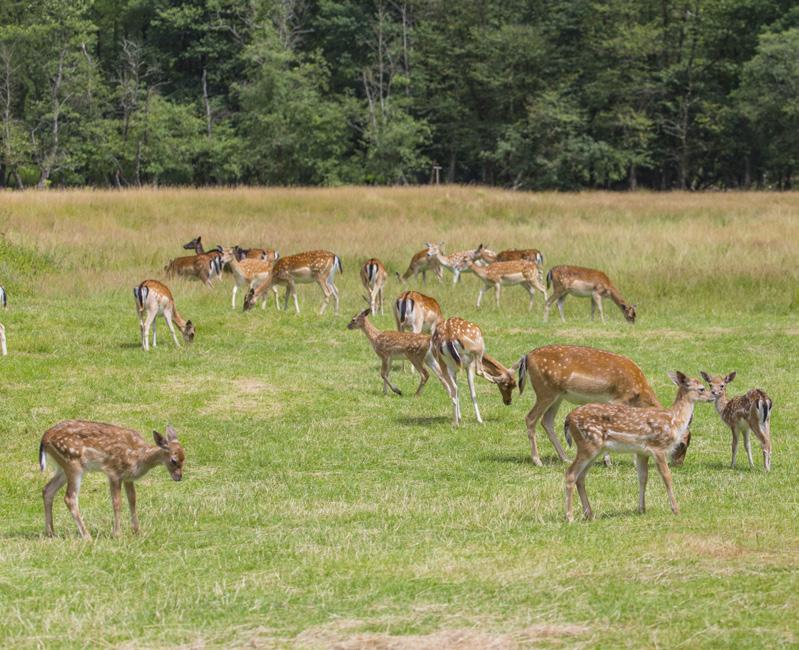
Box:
394 290 443 334
468 260 547 310
479 247 544 266
426 243 485 285
544 265 636 323
398 244 443 284
226 248 276 309
165 247 231 287
133 280 195 351
360 258 388 315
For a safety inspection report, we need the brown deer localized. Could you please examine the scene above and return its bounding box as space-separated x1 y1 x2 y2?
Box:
0 286 6 356
398 244 443 284
165 248 232 287
517 345 685 467
360 258 388 315
133 280 195 351
40 420 185 539
544 265 636 323
347 308 444 396
394 290 443 334
426 242 485 285
701 371 773 472
563 371 713 522
226 249 276 310
480 248 545 266
468 260 547 309
431 317 516 425
243 250 342 314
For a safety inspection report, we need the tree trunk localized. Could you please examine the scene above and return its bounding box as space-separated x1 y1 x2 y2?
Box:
629 163 638 191
202 66 212 138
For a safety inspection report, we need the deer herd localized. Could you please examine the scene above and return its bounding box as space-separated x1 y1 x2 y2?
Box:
4 236 771 539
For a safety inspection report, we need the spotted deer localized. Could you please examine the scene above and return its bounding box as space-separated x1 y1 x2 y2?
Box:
40 420 185 539
347 308 444 396
394 290 443 334
133 280 195 351
243 250 342 314
544 265 636 323
701 371 773 472
431 317 516 425
398 244 443 284
516 345 678 467
468 260 547 309
563 371 713 522
165 248 232 287
0 285 6 356
479 248 544 267
427 243 485 285
232 245 280 264
360 258 388 315
226 248 276 309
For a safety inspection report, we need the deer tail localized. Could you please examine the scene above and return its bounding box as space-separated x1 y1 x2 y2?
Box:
546 269 553 289
39 441 46 471
517 354 528 395
0 286 6 308
336 255 343 275
536 251 544 266
564 414 574 448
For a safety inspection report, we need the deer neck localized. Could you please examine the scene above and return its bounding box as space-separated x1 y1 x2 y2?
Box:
668 388 696 433
606 284 629 310
360 317 381 343
713 390 730 417
434 251 452 267
171 308 188 334
130 445 168 480
469 262 488 278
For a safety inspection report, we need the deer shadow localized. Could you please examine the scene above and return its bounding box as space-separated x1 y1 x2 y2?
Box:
395 415 450 427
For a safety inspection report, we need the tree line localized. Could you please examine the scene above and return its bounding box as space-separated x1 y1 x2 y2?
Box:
1 0 798 190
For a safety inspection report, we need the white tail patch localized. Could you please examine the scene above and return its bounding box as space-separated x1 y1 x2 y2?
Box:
0 286 6 308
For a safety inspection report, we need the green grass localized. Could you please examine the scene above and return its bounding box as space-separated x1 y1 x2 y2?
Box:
0 188 797 648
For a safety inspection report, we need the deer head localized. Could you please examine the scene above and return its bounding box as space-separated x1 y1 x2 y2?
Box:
347 308 371 330
182 236 201 251
622 303 637 323
700 371 736 399
153 425 185 481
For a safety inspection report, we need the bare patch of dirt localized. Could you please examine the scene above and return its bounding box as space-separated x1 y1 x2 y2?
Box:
199 378 280 417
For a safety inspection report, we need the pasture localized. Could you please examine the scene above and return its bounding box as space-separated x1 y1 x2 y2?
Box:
0 187 797 648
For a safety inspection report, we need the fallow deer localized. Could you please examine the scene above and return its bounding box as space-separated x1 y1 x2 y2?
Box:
517 345 674 467
563 371 713 522
431 317 516 425
0 285 6 356
243 250 342 314
347 308 444 396
468 260 547 309
480 248 545 267
394 290 443 334
544 265 636 323
427 243 485 285
701 371 773 472
226 249 276 309
233 245 280 264
40 420 185 539
183 236 222 256
165 248 232 287
398 244 443 284
133 280 195 351
360 258 388 315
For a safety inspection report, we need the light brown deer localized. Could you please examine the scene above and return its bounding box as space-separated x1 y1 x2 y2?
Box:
165 248 232 287
133 280 195 351
40 420 185 539
468 260 547 309
431 317 516 425
563 371 713 522
243 250 342 314
517 345 672 467
233 245 280 264
701 371 773 472
544 265 636 323
398 244 443 284
394 290 443 334
427 242 485 284
347 308 444 396
480 248 545 266
226 249 276 309
360 258 388 315
0 285 6 356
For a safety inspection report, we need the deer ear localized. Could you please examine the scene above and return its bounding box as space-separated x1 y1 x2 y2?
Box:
725 371 737 383
700 371 711 383
165 425 178 442
153 431 168 449
668 371 687 387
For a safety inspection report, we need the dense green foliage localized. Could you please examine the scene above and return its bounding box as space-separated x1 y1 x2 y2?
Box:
1 1 799 189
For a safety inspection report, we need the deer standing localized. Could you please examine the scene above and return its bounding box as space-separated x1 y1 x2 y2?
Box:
431 317 516 425
360 258 388 315
544 265 636 323
426 243 485 285
394 290 443 334
40 420 185 539
468 260 547 309
701 371 773 472
0 286 6 356
243 250 342 314
563 371 713 522
398 245 443 284
479 248 544 267
133 280 195 351
165 249 231 287
226 249 276 309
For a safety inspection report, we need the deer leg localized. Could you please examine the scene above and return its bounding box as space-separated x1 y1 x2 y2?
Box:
163 310 181 348
541 399 569 462
443 362 461 425
142 310 156 351
231 282 239 309
575 465 594 521
381 357 402 395
64 473 90 540
524 283 536 311
543 292 557 322
151 317 157 347
420 269 426 285
328 278 340 314
730 426 739 468
410 356 430 396
476 284 486 308
109 478 122 537
565 450 595 523
653 452 679 515
466 363 483 424
525 393 557 466
743 426 755 469
635 453 649 514
0 323 6 355
594 292 606 323
590 296 596 320
124 482 139 534
317 278 332 315
452 268 460 285
282 285 291 311
494 283 501 309
557 297 566 322
43 468 66 537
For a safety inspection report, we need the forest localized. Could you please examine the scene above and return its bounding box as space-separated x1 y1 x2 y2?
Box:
0 0 798 190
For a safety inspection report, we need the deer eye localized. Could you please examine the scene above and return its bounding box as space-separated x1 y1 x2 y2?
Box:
698 387 705 392
170 457 178 466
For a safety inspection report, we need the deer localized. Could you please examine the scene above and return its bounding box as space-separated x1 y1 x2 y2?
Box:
243 250 342 314
133 280 195 351
347 307 445 396
165 248 232 287
516 345 686 468
426 242 485 285
225 248 276 309
360 258 388 315
467 260 547 309
700 371 773 472
479 248 545 267
39 420 185 539
394 290 443 334
0 285 6 356
431 317 516 425
544 265 636 323
563 371 713 522
398 244 443 284
183 236 222 256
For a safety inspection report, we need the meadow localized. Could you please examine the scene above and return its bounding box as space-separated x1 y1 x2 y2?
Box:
0 187 797 648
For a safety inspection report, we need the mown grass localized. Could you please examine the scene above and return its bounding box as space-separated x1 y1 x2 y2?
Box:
0 187 797 648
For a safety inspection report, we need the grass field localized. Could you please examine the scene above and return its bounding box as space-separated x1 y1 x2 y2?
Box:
0 187 797 648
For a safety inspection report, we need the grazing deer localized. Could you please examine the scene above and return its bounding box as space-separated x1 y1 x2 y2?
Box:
360 258 388 315
480 248 545 267
40 420 185 539
563 371 713 522
517 345 674 467
243 250 342 314
398 244 443 284
427 243 485 285
226 249 276 309
133 280 195 351
468 260 547 309
544 265 636 323
431 317 516 425
0 285 6 356
394 290 443 334
347 308 444 396
165 248 231 287
701 371 773 472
